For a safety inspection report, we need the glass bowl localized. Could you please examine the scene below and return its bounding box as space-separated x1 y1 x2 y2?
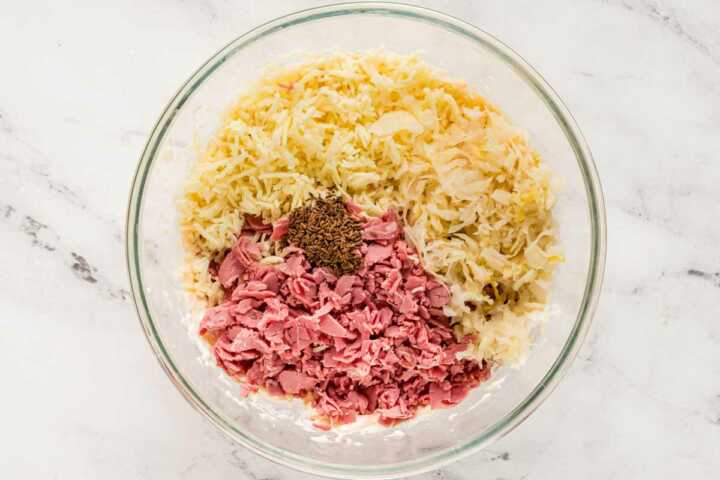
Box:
126 2 606 478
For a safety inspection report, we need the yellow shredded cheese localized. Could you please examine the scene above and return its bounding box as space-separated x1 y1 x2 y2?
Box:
180 51 560 365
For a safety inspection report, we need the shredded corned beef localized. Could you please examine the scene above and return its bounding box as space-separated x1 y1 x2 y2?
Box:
201 208 489 428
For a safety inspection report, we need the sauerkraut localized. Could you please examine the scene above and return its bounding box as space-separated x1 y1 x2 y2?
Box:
180 51 561 365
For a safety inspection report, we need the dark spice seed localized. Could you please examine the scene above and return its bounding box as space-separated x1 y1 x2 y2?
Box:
287 196 363 275
482 284 495 300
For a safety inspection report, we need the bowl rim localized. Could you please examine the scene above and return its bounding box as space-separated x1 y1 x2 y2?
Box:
125 2 607 478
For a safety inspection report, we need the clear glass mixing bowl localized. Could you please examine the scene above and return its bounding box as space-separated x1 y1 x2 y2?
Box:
126 3 606 478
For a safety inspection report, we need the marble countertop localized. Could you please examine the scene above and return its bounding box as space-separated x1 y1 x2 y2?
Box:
2 0 719 478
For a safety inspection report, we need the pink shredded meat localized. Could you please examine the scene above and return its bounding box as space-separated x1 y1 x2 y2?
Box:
270 217 290 241
200 207 489 427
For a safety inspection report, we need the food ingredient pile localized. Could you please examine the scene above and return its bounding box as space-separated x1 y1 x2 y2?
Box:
201 202 488 428
286 196 362 275
180 51 563 428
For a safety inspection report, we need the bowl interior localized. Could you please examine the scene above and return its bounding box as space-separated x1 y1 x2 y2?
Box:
128 4 602 478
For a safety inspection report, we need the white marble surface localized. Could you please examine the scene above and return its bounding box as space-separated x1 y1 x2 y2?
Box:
1 0 719 478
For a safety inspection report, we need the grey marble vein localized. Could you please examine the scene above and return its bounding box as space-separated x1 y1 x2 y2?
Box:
601 0 720 63
687 269 720 288
0 204 129 302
